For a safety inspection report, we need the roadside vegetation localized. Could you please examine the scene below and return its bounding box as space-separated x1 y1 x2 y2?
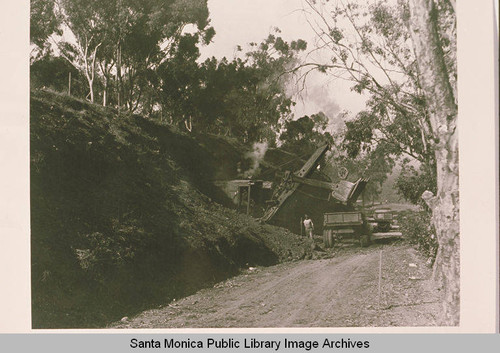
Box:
398 211 438 264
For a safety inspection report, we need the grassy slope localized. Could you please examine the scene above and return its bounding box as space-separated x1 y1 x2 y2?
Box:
30 90 312 328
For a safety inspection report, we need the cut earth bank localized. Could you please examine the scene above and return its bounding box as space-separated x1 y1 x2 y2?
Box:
31 90 319 328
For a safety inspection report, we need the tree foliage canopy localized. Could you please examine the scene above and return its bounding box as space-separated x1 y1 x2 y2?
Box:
280 113 333 155
31 1 308 146
300 0 455 204
30 0 62 55
155 30 306 143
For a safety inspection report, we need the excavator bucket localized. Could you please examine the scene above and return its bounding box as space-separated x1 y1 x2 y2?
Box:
347 177 369 203
331 177 369 204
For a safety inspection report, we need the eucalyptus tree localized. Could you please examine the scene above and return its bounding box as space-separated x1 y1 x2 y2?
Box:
54 0 212 107
56 0 112 102
30 0 62 58
408 0 458 325
300 0 437 163
157 31 306 144
300 0 457 325
115 0 213 112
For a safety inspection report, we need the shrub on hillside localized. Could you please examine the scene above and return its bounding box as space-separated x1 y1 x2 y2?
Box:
398 210 438 264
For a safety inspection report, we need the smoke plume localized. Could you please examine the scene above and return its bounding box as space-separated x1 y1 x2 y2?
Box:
243 142 268 178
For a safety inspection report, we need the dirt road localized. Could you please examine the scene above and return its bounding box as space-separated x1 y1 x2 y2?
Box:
112 240 442 328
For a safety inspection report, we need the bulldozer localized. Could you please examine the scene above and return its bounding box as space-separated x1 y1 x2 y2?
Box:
260 144 371 247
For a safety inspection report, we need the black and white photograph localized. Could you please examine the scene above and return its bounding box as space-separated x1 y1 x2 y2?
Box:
0 0 496 334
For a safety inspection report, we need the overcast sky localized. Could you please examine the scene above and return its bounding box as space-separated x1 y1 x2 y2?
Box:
200 0 369 128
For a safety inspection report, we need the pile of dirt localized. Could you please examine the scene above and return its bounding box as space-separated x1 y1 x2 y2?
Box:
30 90 313 328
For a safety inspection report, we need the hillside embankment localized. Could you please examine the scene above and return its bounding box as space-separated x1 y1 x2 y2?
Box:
30 90 315 328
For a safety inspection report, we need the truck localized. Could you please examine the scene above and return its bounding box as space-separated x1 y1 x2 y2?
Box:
260 144 371 248
371 208 393 233
323 211 372 248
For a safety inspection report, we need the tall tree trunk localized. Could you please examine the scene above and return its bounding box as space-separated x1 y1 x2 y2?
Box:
89 80 94 102
68 71 71 95
83 45 94 102
408 0 459 326
82 40 101 103
117 43 122 108
84 67 94 102
99 61 113 107
103 78 107 107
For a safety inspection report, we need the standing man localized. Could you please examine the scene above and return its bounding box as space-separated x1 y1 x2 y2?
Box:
303 214 314 239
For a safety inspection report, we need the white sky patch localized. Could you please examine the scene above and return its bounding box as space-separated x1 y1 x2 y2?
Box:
202 0 308 59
